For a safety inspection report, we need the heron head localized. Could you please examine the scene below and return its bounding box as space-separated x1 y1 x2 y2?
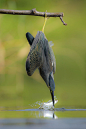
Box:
26 32 34 46
49 72 55 106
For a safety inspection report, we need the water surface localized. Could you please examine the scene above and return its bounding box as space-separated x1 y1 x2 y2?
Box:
1 104 86 129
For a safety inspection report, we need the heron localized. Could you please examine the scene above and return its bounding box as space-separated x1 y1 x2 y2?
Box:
26 31 56 106
26 14 56 106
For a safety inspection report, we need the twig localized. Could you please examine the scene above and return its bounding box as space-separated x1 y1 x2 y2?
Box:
0 8 67 25
60 16 67 26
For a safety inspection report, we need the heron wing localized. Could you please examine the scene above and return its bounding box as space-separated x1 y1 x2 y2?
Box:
49 45 56 74
43 38 56 74
26 31 56 76
26 31 44 76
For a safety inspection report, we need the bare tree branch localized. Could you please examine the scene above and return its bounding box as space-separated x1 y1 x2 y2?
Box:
0 8 67 25
60 16 67 26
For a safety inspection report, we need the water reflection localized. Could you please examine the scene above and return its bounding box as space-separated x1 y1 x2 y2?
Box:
42 111 58 119
2 107 86 119
15 109 58 119
31 110 58 119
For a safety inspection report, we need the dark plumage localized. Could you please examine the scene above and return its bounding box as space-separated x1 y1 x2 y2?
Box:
26 32 34 46
26 31 56 106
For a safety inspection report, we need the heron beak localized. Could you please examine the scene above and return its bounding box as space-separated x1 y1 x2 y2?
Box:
50 90 54 106
49 72 55 107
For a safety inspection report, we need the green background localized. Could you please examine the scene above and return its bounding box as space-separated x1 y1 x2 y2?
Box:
0 0 86 111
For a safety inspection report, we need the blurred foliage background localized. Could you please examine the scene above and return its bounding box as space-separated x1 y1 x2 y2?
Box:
0 0 86 109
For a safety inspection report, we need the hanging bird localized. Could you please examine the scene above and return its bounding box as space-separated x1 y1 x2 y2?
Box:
26 31 56 106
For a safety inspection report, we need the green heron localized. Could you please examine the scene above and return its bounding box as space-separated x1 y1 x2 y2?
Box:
26 31 56 106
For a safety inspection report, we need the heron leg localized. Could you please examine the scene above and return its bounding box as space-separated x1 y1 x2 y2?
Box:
42 10 47 33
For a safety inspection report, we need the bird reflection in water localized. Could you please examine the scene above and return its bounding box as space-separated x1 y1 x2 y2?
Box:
39 110 58 119
31 110 58 119
29 99 58 119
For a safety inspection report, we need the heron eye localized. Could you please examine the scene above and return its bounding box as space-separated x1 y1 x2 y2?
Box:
50 90 52 93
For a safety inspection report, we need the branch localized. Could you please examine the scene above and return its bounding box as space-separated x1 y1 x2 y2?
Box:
0 8 67 25
60 16 67 26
